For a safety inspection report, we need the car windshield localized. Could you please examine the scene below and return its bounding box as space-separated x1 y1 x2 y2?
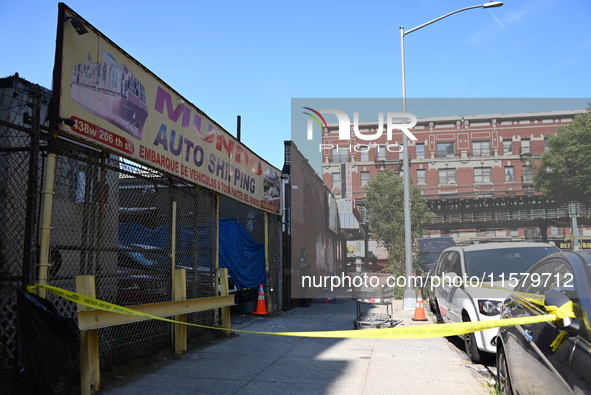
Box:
119 250 169 271
419 252 442 264
464 246 558 279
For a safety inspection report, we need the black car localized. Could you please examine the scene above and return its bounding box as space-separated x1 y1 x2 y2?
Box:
496 250 591 394
417 237 456 274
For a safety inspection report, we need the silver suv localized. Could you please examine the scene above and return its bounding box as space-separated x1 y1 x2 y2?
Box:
429 242 559 363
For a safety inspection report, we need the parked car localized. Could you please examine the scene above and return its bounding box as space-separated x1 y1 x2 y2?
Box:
117 245 236 304
417 237 455 273
117 244 170 305
196 266 238 295
116 269 169 305
496 250 591 395
429 242 559 363
469 237 524 244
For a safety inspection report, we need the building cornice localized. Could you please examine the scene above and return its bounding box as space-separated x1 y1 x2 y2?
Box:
326 109 584 130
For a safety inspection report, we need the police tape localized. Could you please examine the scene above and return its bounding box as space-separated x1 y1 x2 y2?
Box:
26 283 566 339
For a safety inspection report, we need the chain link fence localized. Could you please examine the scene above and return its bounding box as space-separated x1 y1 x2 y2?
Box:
47 151 223 373
0 76 51 392
0 76 282 392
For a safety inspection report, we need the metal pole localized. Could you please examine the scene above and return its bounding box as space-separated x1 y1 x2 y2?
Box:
400 26 415 310
237 115 241 142
22 89 41 288
570 202 580 251
38 150 57 298
264 211 270 313
172 201 177 284
398 2 503 310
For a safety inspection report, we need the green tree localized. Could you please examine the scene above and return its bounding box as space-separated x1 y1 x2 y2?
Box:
534 106 591 202
365 169 433 277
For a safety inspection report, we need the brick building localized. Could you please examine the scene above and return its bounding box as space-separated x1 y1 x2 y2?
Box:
321 109 591 262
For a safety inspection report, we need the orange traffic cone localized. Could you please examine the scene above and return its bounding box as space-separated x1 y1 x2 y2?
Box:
412 290 428 321
252 284 268 315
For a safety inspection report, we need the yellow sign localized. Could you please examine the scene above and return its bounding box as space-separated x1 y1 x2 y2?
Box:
57 5 281 214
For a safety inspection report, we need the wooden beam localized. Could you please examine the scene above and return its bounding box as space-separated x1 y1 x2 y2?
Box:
77 276 100 394
219 268 231 336
173 268 187 354
78 295 235 331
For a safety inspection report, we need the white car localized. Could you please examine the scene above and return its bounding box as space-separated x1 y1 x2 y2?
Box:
429 242 559 363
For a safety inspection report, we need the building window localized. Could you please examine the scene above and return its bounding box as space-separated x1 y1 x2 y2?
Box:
356 203 368 224
360 171 370 188
417 169 426 186
521 138 531 154
544 137 550 151
416 143 425 159
331 172 341 196
377 145 387 160
331 147 349 162
360 149 369 162
504 166 515 182
437 142 455 158
438 169 456 185
523 165 533 182
472 141 490 156
503 139 513 155
474 167 492 184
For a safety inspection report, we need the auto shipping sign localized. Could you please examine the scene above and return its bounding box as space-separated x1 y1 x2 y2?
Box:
53 3 281 214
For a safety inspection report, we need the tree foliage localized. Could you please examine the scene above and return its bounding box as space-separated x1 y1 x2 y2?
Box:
534 106 591 202
365 169 432 265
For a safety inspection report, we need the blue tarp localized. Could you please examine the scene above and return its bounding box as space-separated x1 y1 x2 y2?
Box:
118 219 265 289
118 222 169 248
218 218 266 290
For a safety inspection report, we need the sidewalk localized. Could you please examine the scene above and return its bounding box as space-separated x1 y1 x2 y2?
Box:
99 295 493 394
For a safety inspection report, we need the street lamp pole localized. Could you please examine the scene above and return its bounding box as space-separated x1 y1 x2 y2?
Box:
399 1 503 310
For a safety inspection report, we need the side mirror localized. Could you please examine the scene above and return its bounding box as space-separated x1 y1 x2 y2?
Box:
560 317 582 335
544 288 570 308
442 272 458 286
544 289 582 336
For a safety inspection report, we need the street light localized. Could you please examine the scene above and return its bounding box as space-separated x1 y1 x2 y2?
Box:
399 1 503 310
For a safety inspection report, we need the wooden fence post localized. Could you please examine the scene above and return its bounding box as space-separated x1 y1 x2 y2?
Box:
76 275 100 394
173 268 187 354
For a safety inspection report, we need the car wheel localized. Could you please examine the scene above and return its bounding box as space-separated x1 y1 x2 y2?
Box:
433 300 444 324
496 345 513 395
462 315 484 364
429 297 437 314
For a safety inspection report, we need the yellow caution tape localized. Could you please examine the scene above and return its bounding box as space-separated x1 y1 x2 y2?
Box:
477 283 576 319
26 284 568 339
550 330 568 351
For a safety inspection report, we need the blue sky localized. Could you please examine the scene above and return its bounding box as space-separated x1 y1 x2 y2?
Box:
1 0 590 170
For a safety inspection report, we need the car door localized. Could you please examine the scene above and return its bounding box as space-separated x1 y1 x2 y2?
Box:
434 250 452 321
565 335 591 394
435 249 461 323
446 250 464 323
514 259 580 394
